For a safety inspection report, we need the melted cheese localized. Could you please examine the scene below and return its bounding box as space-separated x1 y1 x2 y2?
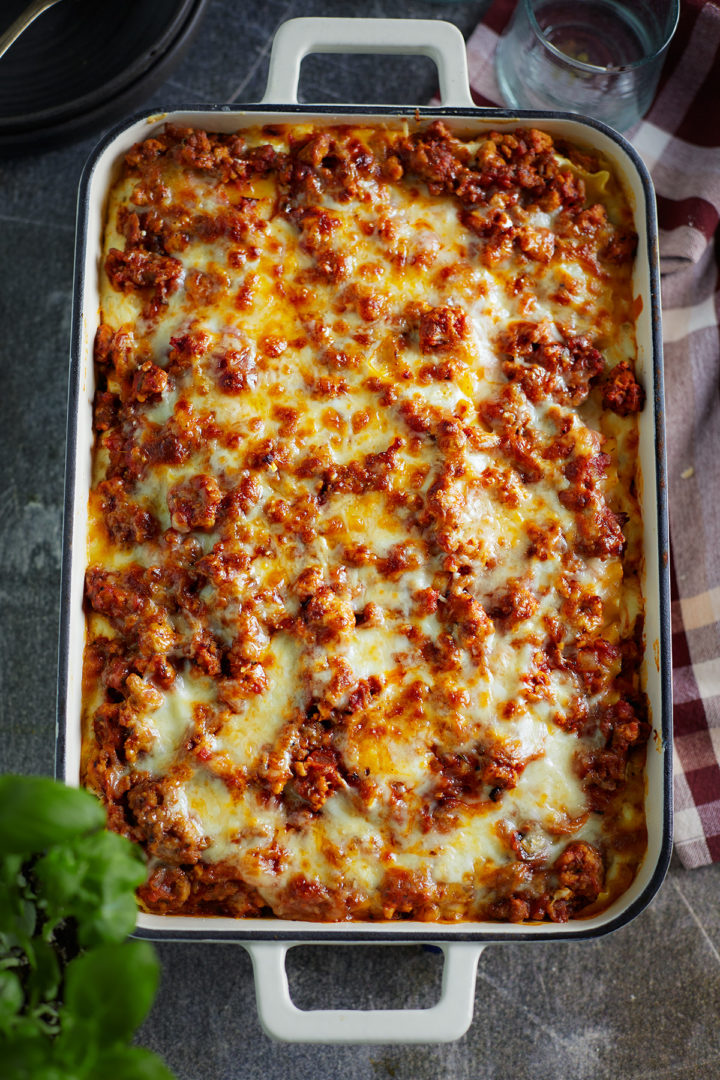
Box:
82 122 647 924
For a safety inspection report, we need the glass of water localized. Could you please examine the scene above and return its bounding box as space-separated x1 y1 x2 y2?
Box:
495 0 679 131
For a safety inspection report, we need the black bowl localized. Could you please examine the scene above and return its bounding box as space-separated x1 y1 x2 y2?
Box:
0 0 208 154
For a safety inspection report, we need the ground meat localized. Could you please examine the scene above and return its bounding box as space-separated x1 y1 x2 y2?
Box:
181 862 268 917
186 267 228 307
602 361 645 416
98 477 158 547
488 896 531 922
424 465 471 554
124 134 169 169
184 632 222 677
380 867 439 920
517 225 556 262
93 324 137 377
572 636 620 695
300 248 350 286
479 386 544 482
290 746 344 812
125 776 208 863
218 663 268 707
441 590 494 661
168 125 225 172
167 328 211 373
138 866 191 913
499 322 605 406
105 248 183 300
577 701 647 809
117 206 160 253
525 521 565 560
464 209 556 266
93 390 120 432
215 475 262 525
85 566 146 623
462 206 515 263
167 474 222 532
299 585 355 642
272 875 354 921
602 228 638 264
558 452 611 510
398 124 575 209
213 343 259 395
318 438 404 498
266 710 348 815
226 611 268 668
554 841 604 903
94 323 116 365
289 204 340 250
419 305 468 352
130 360 168 403
489 578 539 626
577 503 625 558
499 319 552 358
432 744 524 803
397 121 470 193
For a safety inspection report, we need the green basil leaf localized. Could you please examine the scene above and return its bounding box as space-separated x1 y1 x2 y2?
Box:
18 1070 72 1080
35 831 145 947
0 853 24 884
51 1010 97 1073
91 1045 177 1080
2 1031 59 1080
24 937 60 1007
5 1013 54 1040
0 778 105 856
0 901 36 950
0 855 37 945
62 940 160 1044
0 969 24 1028
78 888 140 950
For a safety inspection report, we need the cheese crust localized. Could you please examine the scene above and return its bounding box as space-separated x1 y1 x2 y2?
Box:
82 121 648 923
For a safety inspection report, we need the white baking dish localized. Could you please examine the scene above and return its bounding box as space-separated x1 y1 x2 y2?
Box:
57 16 672 1044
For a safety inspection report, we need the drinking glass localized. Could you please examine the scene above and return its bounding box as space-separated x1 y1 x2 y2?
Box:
495 0 680 131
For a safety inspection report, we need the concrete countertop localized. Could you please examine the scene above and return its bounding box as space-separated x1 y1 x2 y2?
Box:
1 1 718 1077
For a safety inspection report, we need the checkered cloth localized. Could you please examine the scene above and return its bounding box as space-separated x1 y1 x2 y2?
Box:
459 0 720 867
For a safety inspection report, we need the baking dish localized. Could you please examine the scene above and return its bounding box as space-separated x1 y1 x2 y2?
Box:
57 16 672 1044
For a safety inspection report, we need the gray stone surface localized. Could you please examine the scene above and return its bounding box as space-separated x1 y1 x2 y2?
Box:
1 1 718 1076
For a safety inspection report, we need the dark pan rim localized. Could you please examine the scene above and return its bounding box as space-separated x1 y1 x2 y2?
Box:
0 0 208 136
58 102 672 947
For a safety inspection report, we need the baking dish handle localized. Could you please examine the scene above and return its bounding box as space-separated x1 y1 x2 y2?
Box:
260 17 475 108
245 941 484 1044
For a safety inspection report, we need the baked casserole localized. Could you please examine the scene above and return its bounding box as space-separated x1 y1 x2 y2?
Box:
82 121 649 923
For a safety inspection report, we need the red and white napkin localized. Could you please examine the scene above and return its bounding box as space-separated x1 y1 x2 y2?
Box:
459 0 720 868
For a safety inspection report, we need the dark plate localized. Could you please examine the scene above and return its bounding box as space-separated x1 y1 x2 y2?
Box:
0 0 208 154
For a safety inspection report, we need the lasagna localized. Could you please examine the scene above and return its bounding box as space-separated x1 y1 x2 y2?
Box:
82 121 649 923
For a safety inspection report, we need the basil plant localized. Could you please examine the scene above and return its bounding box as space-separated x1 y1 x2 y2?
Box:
0 775 175 1079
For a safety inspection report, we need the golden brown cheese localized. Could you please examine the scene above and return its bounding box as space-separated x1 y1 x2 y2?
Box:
82 122 648 923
